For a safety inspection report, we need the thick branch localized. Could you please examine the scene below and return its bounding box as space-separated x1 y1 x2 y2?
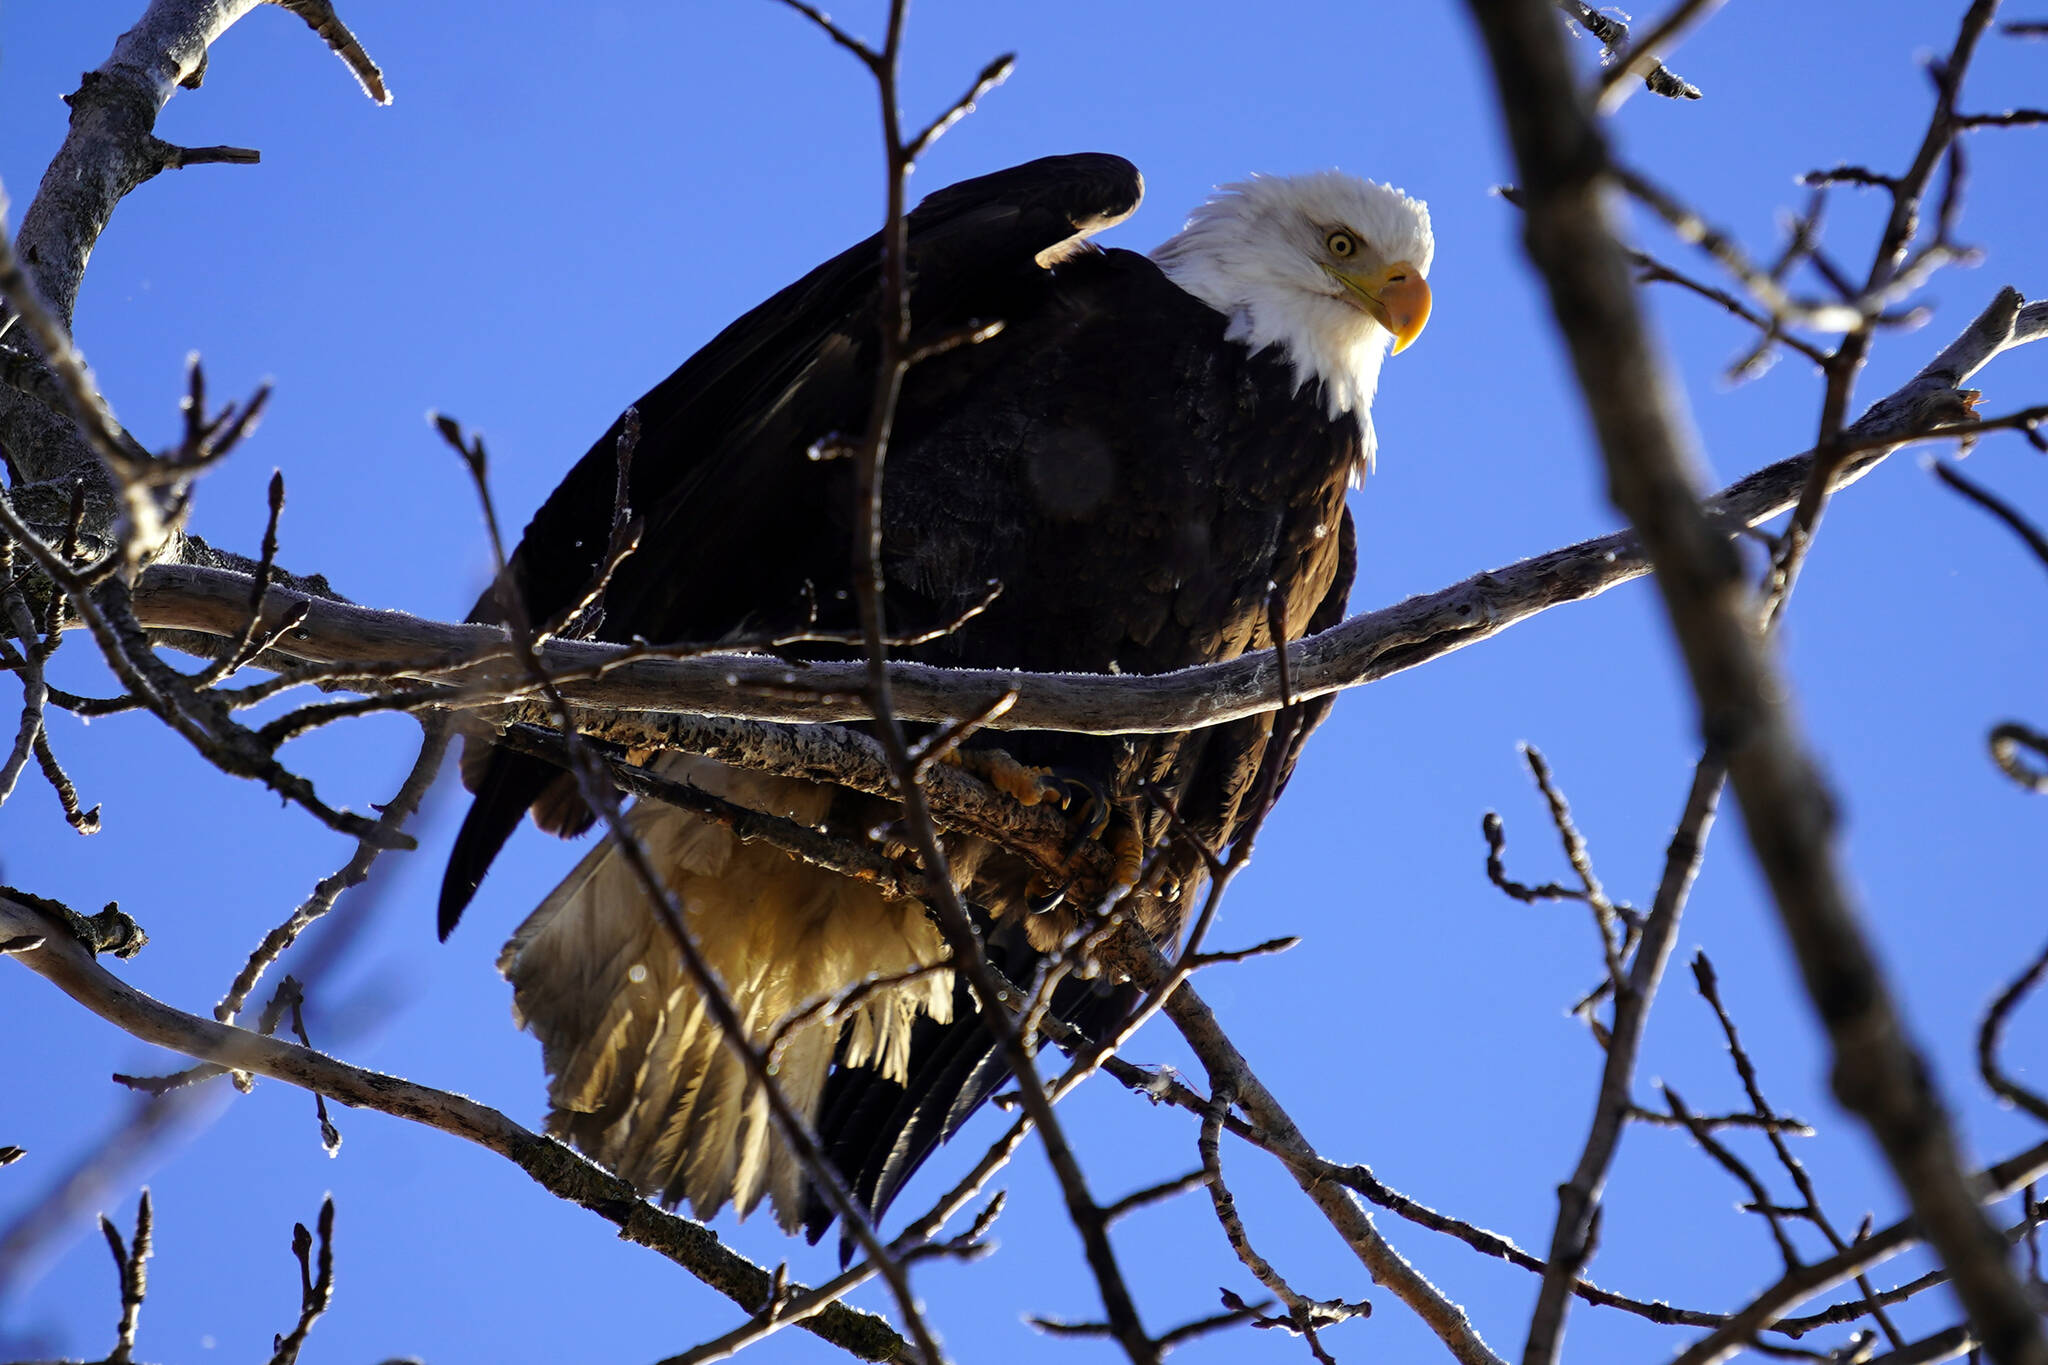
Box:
118 328 2043 739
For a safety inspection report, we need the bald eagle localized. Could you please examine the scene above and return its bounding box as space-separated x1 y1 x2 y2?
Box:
440 153 1432 1237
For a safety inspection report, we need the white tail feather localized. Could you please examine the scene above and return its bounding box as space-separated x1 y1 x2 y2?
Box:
498 757 952 1230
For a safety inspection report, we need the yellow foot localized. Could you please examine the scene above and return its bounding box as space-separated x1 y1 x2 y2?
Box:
947 748 1065 808
1105 817 1145 889
1027 809 1145 916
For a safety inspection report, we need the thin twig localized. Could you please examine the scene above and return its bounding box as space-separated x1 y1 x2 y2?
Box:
1979 938 2048 1125
1931 459 2048 572
1593 0 1726 111
215 719 449 1026
1198 1089 1366 1363
0 889 913 1363
267 1196 335 1365
1693 952 1907 1345
1552 0 1703 101
1988 723 2048 794
784 0 1161 1355
99 1190 152 1365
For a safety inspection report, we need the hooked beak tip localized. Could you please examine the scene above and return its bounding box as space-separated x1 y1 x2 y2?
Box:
1379 269 1431 354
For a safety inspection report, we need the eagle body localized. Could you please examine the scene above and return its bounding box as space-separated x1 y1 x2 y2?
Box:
442 154 1432 1235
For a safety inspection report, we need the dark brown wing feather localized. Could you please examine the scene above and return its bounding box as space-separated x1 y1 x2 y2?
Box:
439 154 1146 935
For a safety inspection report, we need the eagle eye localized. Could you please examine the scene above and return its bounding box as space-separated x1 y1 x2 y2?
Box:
1325 230 1359 259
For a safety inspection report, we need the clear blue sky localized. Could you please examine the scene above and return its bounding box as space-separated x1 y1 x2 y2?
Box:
4 3 2045 1362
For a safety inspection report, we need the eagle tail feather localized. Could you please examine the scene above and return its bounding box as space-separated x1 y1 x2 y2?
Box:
807 922 1140 1250
499 765 951 1232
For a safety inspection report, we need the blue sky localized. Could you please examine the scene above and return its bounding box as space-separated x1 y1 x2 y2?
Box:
3 3 2046 1363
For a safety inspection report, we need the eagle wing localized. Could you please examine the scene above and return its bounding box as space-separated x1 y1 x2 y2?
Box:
440 153 1145 935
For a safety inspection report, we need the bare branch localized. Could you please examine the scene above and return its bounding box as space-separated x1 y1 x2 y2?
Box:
267 1195 336 1365
438 409 948 1363
1 0 387 505
99 1189 152 1365
188 467 292 689
1614 166 1868 332
1095 932 1509 1365
0 493 400 843
1858 1324 1978 1365
1670 1143 2048 1362
1979 938 2048 1125
1988 723 2048 794
0 544 56 814
1957 107 2048 127
215 719 448 1026
1520 746 1720 1364
1694 952 1907 1345
1663 1084 1804 1269
1199 1090 1367 1363
0 889 912 1364
118 347 2047 744
1932 459 2048 573
1465 3 2048 1361
1552 0 1703 101
269 0 390 103
1592 0 1726 111
905 54 1015 162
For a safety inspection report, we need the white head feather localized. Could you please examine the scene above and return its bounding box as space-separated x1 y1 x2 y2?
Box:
1151 172 1433 472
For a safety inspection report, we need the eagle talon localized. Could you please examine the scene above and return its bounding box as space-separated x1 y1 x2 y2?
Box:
1048 768 1114 852
944 749 1070 809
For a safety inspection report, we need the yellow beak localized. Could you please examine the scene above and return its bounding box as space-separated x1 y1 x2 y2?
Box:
1331 259 1432 354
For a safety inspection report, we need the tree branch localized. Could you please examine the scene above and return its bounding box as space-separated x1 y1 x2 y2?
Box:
0 890 913 1365
110 317 2039 747
2 0 385 519
1466 2 2048 1362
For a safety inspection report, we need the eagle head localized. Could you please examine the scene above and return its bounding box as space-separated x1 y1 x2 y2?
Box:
1150 171 1434 469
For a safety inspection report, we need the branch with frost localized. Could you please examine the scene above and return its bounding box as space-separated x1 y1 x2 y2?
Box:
1466 3 2048 1365
0 888 916 1365
11 282 2019 922
89 286 2042 734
